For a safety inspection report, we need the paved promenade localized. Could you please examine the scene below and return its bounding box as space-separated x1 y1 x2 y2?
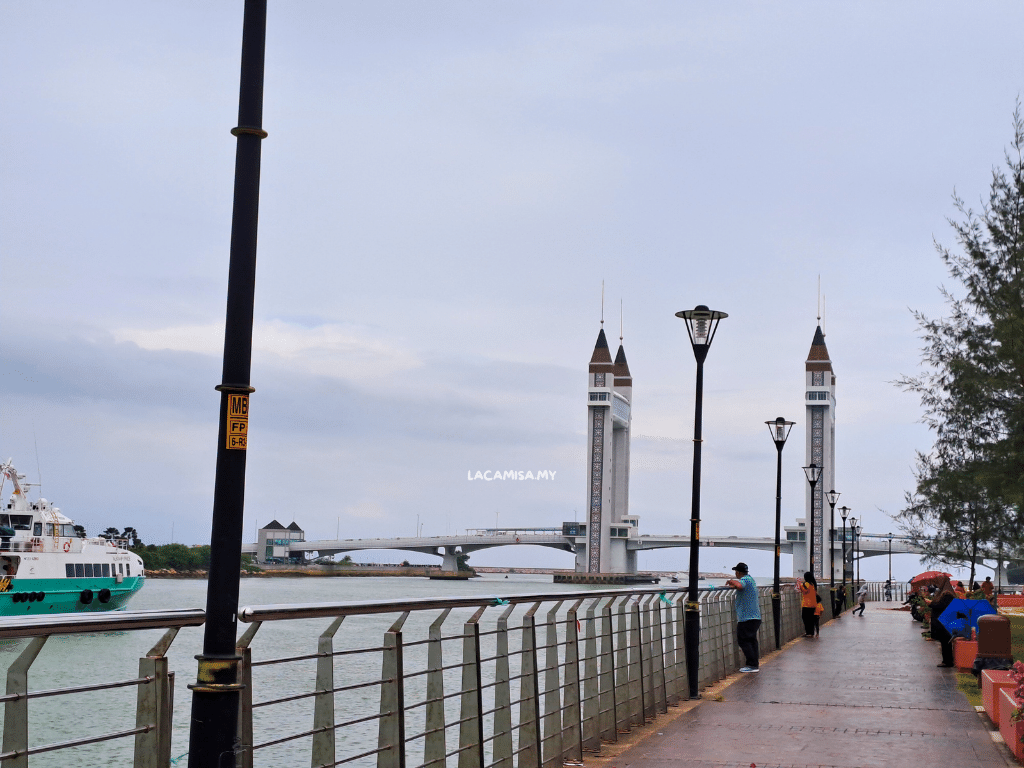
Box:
610 605 1015 768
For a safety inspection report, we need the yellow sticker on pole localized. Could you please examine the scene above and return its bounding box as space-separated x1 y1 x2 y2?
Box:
227 394 249 450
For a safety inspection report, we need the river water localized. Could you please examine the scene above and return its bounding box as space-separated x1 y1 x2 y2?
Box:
10 573 711 767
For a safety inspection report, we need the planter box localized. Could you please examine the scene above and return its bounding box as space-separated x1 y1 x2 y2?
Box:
999 595 1024 608
954 638 978 671
999 689 1024 762
982 670 1015 726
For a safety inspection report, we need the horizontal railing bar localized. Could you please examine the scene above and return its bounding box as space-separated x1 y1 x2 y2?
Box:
0 608 206 639
0 724 151 760
327 745 390 767
252 646 385 667
239 586 697 622
0 675 152 704
252 688 320 709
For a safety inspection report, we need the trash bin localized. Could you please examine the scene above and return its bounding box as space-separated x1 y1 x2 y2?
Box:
978 614 1012 658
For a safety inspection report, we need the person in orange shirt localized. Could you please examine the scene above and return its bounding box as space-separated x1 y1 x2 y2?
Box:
814 594 824 636
954 581 967 599
796 572 818 638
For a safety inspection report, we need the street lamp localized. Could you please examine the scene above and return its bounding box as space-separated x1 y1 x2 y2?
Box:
676 304 727 700
766 416 795 649
887 532 893 599
839 506 850 611
802 463 823 576
854 521 863 587
825 490 840 614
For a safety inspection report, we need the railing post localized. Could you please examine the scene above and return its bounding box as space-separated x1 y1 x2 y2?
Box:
491 605 515 768
562 598 585 763
666 593 685 706
424 609 452 768
581 599 601 752
135 627 181 768
2 636 46 768
458 606 487 768
612 597 631 733
378 612 410 768
518 603 543 768
627 597 644 727
235 621 262 768
638 596 655 722
541 601 564 768
598 597 618 743
312 617 344 768
651 595 668 714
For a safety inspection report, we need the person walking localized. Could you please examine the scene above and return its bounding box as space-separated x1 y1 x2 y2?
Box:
852 582 867 616
982 576 995 605
797 572 818 637
725 562 761 672
930 576 958 668
814 594 824 637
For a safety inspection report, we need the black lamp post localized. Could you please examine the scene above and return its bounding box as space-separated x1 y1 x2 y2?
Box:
887 532 893 599
802 463 823 576
825 490 840 613
839 505 849 611
188 2 268 765
676 304 727 700
854 521 863 587
766 416 795 650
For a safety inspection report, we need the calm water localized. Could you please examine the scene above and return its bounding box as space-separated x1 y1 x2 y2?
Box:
7 574 688 767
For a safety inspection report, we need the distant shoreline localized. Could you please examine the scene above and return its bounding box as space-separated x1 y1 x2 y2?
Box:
145 565 743 580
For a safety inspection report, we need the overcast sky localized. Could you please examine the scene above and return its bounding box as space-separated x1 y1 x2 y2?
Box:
2 3 1022 583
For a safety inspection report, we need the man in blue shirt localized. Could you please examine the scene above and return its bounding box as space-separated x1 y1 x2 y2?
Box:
725 561 761 672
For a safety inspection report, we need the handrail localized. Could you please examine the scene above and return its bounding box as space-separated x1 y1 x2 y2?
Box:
0 608 205 638
239 585 710 622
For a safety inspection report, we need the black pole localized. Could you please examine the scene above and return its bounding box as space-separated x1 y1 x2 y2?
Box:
807 478 817 576
684 357 705 699
188 3 267 766
772 442 783 650
888 536 892 597
840 516 847 611
855 529 860 587
828 500 836 614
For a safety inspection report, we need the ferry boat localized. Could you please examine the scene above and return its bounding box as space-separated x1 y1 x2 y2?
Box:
0 460 145 614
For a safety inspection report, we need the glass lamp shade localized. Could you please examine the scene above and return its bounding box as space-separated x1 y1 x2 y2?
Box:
840 506 850 521
855 525 862 536
675 305 727 348
825 489 841 507
803 463 823 486
765 416 795 446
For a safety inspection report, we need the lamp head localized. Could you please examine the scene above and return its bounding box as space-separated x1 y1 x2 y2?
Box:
675 305 727 362
765 416 795 447
803 463 823 486
825 489 841 507
840 505 850 521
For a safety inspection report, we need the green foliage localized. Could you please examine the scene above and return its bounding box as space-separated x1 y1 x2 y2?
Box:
133 543 212 571
456 553 472 572
897 105 1024 574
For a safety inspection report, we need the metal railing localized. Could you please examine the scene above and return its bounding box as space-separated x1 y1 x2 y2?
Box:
0 585 813 767
233 585 805 768
0 609 205 767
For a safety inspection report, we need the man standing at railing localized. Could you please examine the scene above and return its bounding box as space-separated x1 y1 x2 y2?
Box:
725 562 761 673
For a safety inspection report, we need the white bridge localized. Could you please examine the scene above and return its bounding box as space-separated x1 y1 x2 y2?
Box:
242 529 924 575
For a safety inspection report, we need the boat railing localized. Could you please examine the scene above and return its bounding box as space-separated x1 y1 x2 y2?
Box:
0 609 205 768
0 585 813 767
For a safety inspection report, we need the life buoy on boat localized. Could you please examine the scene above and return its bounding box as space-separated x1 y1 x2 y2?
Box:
63 541 71 552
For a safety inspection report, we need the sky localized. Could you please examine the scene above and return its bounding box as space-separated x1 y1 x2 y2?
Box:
2 2 1023 585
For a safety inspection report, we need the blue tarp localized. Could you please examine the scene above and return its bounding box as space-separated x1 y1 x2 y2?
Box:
937 597 997 636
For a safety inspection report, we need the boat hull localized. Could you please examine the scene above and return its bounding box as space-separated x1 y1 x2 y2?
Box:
0 576 145 615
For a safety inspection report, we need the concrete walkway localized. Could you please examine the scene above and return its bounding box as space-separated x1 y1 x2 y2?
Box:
610 605 1016 768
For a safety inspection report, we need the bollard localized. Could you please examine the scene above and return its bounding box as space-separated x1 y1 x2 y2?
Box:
977 614 1012 658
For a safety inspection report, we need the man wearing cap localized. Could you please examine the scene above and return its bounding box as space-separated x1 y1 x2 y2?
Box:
725 562 761 672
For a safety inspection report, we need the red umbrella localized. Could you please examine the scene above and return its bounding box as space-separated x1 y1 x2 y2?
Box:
910 570 952 588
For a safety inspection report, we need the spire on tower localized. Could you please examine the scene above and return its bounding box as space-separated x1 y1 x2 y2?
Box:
590 328 614 369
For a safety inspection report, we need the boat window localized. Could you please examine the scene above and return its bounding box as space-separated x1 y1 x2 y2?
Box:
102 564 110 577
9 516 31 530
75 564 84 578
126 564 130 576
0 515 8 527
84 563 93 578
33 523 42 536
46 524 55 536
61 525 75 537
118 563 123 575
65 564 74 578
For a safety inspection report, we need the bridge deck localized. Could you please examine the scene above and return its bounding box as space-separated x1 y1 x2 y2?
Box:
603 606 1012 767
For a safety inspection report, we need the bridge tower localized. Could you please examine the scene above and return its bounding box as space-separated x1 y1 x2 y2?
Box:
804 325 836 580
576 328 638 573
